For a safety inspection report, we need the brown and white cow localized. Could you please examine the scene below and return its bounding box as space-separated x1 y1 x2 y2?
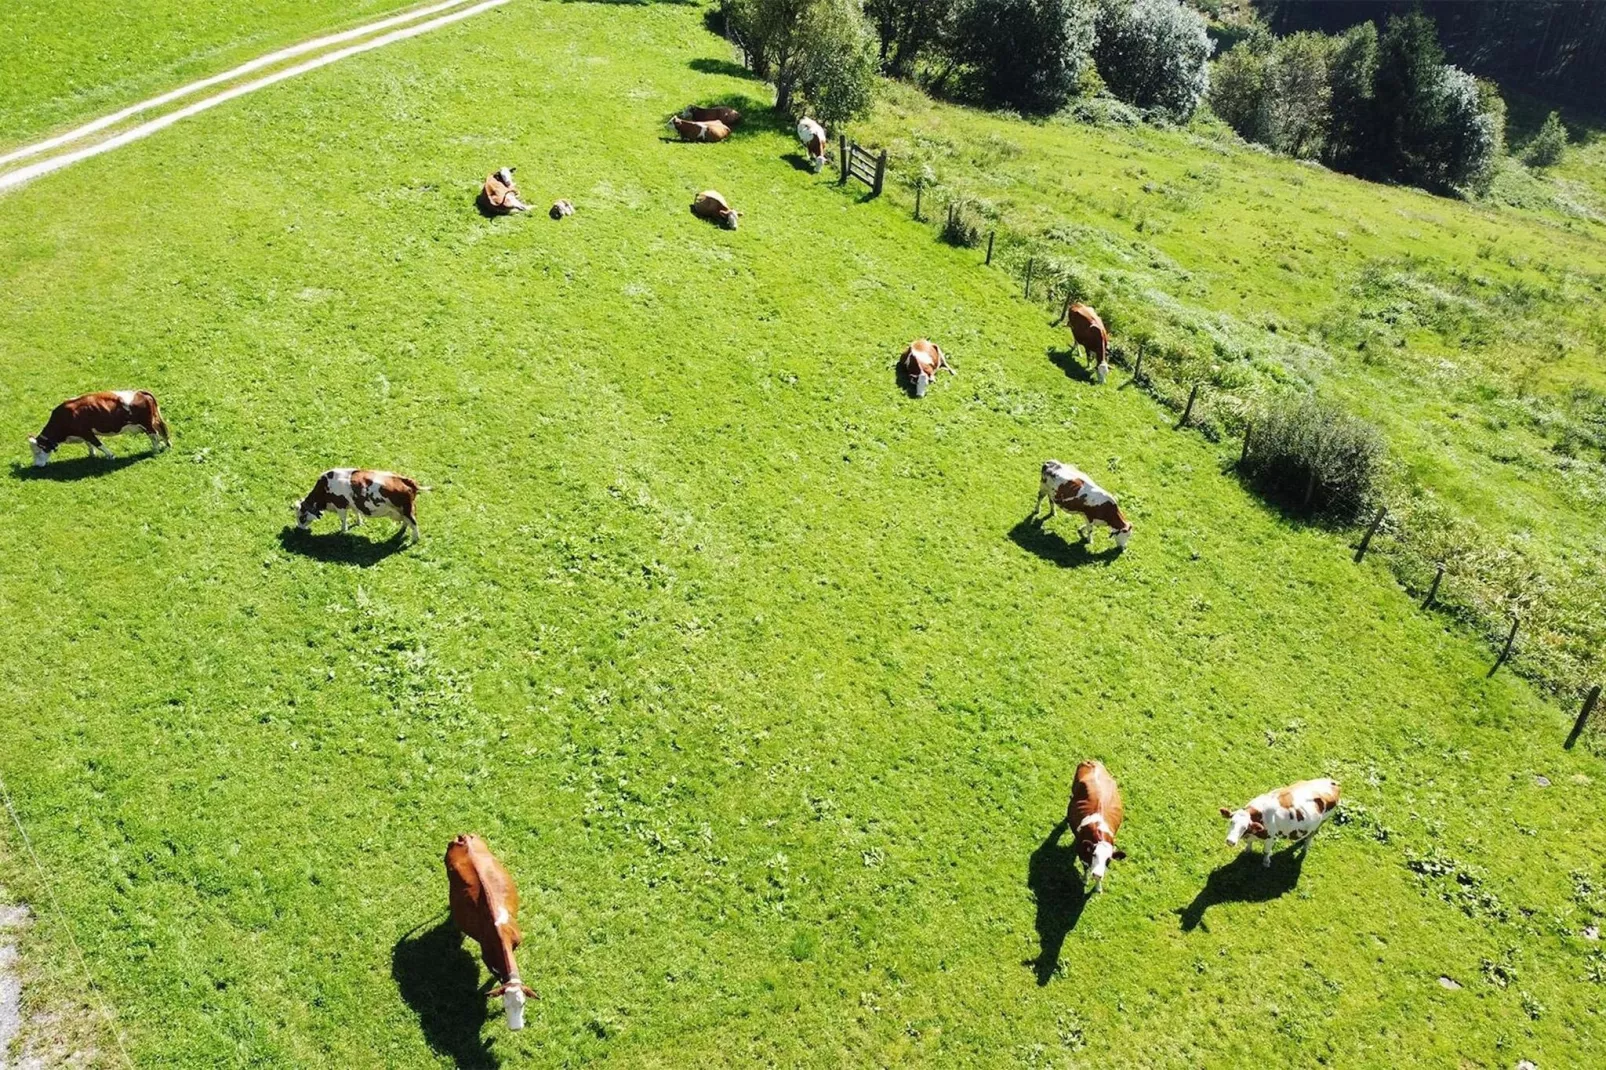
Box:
28 390 170 466
670 116 731 143
1068 760 1126 892
687 104 742 127
797 117 827 172
894 339 954 398
294 468 422 542
480 167 529 214
691 190 739 230
1220 779 1341 868
1033 460 1132 548
446 834 537 1030
1058 301 1110 384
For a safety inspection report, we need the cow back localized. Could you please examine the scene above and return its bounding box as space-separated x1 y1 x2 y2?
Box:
445 835 522 973
1067 305 1108 357
1070 760 1123 834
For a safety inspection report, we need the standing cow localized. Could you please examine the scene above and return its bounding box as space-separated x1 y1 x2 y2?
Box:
294 468 423 543
446 834 537 1030
1220 779 1341 867
480 167 529 214
797 117 827 172
1058 301 1110 385
27 390 170 466
1068 760 1126 892
894 339 954 397
1032 460 1133 548
691 190 739 230
669 116 731 143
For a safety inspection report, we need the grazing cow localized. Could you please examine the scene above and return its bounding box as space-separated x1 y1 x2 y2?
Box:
894 339 954 398
27 390 170 467
1033 460 1132 548
480 167 529 214
1220 779 1341 867
691 190 739 230
688 105 742 127
294 468 422 543
446 834 537 1031
1059 301 1110 384
549 199 575 220
670 116 731 143
1068 760 1126 892
797 117 827 172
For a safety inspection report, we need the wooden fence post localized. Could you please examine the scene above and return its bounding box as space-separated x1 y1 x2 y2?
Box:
1179 383 1200 427
985 230 995 265
1354 506 1387 563
1132 346 1144 384
1024 258 1034 299
873 149 887 196
1566 684 1602 749
1423 563 1445 609
839 135 849 186
1490 617 1520 675
914 179 922 221
1239 422 1252 467
946 202 955 235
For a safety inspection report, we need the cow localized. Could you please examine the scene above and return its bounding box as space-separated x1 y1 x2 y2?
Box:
480 167 529 214
691 190 739 230
894 339 954 398
27 390 170 467
1068 760 1126 892
549 199 574 220
797 117 827 172
1058 301 1110 384
1032 460 1133 548
670 116 731 143
687 104 742 127
446 834 537 1031
1220 779 1341 867
293 468 423 543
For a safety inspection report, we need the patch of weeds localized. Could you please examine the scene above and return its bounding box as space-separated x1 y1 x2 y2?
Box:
1407 848 1510 921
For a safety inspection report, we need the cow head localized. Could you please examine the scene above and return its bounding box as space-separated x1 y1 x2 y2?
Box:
293 498 321 530
1088 840 1127 889
26 436 52 467
912 370 931 398
1220 807 1266 846
1114 525 1132 549
489 978 538 1030
719 209 739 231
1095 359 1109 385
496 167 515 186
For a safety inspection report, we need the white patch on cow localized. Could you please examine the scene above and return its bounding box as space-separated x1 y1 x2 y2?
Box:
495 906 509 925
1076 813 1111 837
1089 840 1115 886
27 438 50 466
113 390 138 407
502 980 527 1031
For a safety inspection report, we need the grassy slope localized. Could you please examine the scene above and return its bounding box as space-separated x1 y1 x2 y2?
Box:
0 0 427 147
1 3 1604 1066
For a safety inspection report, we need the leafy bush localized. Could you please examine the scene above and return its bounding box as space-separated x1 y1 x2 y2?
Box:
1323 21 1378 172
1210 29 1329 158
723 0 880 123
1241 396 1385 520
1092 0 1213 119
865 0 958 77
1433 65 1500 194
947 0 1096 115
1208 31 1274 144
940 200 982 246
1524 110 1568 169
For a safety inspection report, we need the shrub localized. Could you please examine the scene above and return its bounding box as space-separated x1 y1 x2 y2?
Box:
1524 110 1568 169
1433 65 1500 194
1092 0 1213 119
1241 396 1385 521
947 0 1096 115
939 200 982 246
723 0 880 123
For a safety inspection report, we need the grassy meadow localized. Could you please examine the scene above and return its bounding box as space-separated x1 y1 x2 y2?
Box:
1 2 1605 1067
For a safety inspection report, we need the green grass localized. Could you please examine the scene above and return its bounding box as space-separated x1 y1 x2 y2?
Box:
2 3 1605 1066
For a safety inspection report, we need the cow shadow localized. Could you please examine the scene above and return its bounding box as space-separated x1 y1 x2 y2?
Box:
781 152 817 172
1177 848 1307 932
1046 347 1096 384
393 917 498 1069
277 525 411 566
1008 517 1123 567
9 454 149 481
1024 820 1089 986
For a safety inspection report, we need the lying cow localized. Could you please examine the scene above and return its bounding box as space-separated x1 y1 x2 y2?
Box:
797 117 827 172
446 834 537 1030
894 339 954 398
691 190 739 230
687 104 742 127
480 167 529 214
1069 760 1126 892
1033 460 1132 548
1058 300 1110 384
294 468 423 543
670 116 731 143
27 390 170 467
1220 779 1341 867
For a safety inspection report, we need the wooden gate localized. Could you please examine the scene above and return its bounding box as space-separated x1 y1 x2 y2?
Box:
838 135 886 197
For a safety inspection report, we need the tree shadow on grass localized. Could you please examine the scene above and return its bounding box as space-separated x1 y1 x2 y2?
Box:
1024 820 1089 986
689 56 760 80
277 525 411 566
393 917 498 1069
1008 517 1123 567
1178 847 1307 933
1046 347 1097 384
10 454 149 481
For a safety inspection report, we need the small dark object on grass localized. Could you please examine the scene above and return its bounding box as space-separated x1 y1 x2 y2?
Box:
550 199 574 220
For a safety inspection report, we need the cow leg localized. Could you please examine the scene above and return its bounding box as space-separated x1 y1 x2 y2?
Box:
81 432 109 458
1079 523 1094 543
1262 835 1277 867
337 508 349 533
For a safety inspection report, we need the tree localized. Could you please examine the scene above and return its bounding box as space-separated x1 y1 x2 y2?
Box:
1373 9 1447 187
1524 110 1568 168
1092 0 1213 119
1322 21 1377 172
948 0 1097 114
1268 32 1331 159
1432 65 1500 193
1209 32 1275 145
724 0 880 122
865 0 957 77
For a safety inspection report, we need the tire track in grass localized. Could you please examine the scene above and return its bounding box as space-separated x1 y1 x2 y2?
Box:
0 0 510 195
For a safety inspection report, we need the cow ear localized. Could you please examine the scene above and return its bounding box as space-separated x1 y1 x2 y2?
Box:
1111 849 1127 861
487 983 508 998
1219 807 1233 819
521 984 538 998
